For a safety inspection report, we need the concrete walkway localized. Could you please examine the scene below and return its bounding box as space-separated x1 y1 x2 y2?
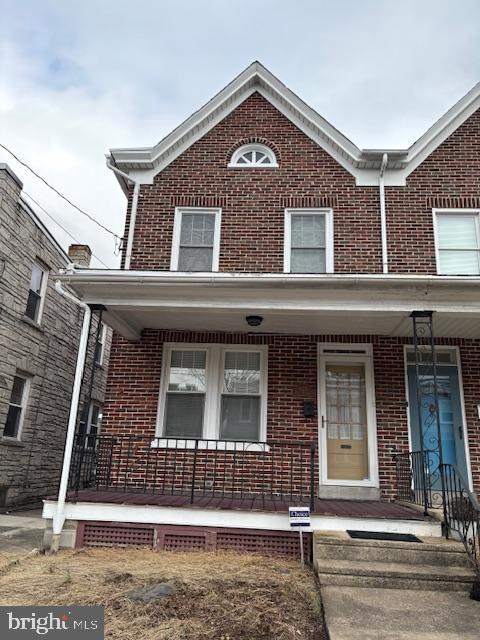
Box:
322 585 480 640
0 509 45 554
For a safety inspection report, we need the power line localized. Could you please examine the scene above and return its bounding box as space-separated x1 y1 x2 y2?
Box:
0 142 121 241
22 191 111 269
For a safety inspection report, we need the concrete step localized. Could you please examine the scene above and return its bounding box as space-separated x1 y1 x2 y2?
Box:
314 534 471 567
315 558 476 591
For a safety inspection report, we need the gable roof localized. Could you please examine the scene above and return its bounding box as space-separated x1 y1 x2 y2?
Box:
108 62 480 192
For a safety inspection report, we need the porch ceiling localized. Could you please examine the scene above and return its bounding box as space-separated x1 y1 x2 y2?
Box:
56 271 480 341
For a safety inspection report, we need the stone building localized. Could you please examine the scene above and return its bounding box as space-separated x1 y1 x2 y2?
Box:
0 163 111 508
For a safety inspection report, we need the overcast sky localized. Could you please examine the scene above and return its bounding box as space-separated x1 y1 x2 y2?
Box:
1 0 479 267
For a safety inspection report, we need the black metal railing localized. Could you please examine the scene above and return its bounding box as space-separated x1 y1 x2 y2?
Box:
396 449 480 571
395 450 438 514
69 434 317 511
443 463 480 572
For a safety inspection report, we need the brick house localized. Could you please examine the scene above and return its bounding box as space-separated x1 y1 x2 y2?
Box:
0 164 111 508
45 63 480 552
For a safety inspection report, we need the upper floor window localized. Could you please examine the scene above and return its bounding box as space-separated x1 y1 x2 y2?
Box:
228 144 277 168
25 260 48 323
3 373 30 439
284 209 334 273
171 208 221 272
434 210 480 275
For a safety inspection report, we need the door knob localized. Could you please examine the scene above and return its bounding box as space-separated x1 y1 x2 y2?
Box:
458 425 463 440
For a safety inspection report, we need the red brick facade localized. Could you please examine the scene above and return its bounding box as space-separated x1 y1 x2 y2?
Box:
102 332 480 500
104 90 480 503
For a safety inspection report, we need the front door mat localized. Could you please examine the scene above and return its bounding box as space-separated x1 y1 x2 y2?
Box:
346 530 422 543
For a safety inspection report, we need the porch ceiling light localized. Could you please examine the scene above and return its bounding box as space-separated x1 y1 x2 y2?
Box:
246 315 263 327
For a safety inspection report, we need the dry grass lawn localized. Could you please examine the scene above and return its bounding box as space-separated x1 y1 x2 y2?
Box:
0 548 323 639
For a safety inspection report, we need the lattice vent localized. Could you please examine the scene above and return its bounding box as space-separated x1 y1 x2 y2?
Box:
82 524 154 548
164 534 206 551
217 532 302 557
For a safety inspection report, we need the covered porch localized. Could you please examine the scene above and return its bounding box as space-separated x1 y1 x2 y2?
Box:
56 269 480 504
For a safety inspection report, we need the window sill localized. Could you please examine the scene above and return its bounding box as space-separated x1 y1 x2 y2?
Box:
21 316 44 332
0 437 25 448
150 439 270 452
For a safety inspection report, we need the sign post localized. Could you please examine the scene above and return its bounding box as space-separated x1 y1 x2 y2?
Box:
289 506 311 568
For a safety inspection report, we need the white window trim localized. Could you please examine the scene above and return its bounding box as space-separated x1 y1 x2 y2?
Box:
170 207 221 272
284 208 334 274
86 401 102 435
317 343 379 488
432 208 480 275
3 373 31 441
228 143 278 168
153 343 268 449
95 322 107 365
27 260 49 325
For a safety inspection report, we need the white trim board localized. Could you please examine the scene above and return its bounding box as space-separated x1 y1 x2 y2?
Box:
42 500 442 537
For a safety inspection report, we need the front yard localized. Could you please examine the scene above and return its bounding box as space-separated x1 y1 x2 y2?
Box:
0 548 323 639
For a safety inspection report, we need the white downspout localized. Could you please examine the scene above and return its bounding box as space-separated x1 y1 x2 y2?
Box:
50 280 91 551
379 152 389 274
106 159 139 270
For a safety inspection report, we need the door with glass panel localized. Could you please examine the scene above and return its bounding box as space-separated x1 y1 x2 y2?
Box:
319 354 375 483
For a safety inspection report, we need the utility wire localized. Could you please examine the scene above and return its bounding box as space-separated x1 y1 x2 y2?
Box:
22 191 111 269
0 142 121 240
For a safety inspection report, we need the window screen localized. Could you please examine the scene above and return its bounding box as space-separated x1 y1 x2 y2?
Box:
164 350 206 437
220 352 261 441
290 214 326 273
178 214 216 271
437 214 480 275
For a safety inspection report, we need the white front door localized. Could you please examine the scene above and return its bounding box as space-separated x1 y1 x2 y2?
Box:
318 344 379 488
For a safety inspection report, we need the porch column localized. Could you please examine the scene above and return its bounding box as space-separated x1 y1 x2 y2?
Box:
410 311 447 519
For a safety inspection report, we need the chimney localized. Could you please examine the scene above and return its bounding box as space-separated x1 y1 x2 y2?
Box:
68 244 92 267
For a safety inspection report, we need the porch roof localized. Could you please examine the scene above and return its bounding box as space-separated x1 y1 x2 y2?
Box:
56 270 480 341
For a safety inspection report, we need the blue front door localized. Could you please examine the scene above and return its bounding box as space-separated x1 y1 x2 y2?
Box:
407 365 469 484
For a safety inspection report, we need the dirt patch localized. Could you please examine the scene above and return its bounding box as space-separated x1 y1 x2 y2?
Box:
0 548 323 639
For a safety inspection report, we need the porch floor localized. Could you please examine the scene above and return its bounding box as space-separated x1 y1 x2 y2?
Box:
65 489 424 520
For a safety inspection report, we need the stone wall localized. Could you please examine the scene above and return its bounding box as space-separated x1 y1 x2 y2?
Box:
0 165 111 507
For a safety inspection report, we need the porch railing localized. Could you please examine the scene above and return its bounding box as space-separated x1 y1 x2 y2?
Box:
69 434 317 511
396 450 480 572
443 463 480 572
395 450 434 512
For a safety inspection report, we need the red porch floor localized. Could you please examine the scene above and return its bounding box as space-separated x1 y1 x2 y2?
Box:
64 489 424 520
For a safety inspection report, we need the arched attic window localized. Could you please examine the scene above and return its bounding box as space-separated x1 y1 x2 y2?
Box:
228 144 278 168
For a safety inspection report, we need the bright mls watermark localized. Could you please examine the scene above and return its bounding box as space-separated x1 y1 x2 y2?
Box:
0 607 104 638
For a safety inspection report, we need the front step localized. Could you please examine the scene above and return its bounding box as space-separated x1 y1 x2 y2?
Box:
315 534 472 567
314 533 476 592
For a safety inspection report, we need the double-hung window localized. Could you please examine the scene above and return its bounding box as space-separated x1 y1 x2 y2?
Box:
171 208 221 272
434 210 480 275
78 401 103 447
95 322 107 365
25 261 48 323
3 374 30 439
220 351 262 441
284 209 334 273
160 345 267 443
164 350 207 437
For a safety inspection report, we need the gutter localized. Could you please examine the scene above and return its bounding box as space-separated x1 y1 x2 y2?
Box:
50 281 91 552
54 270 480 288
106 158 139 270
379 153 388 274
